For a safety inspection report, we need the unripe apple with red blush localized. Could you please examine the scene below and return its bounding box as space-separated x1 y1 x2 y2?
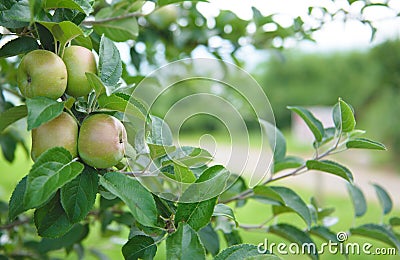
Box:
63 45 97 97
78 114 127 169
17 50 67 99
31 112 78 161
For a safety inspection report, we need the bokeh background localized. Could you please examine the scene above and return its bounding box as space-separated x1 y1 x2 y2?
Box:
1 0 400 259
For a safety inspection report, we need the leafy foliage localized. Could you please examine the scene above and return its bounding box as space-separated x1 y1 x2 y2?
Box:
166 223 205 259
0 1 398 259
255 39 400 160
99 172 158 227
26 97 64 130
24 147 84 210
288 106 324 142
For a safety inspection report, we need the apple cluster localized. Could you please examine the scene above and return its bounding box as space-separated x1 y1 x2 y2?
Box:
17 47 127 169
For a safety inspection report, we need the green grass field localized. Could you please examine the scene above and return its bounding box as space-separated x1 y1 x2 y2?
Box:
1 146 398 259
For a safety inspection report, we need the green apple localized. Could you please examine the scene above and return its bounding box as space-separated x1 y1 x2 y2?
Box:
17 50 67 99
31 112 78 161
63 45 97 97
78 114 127 169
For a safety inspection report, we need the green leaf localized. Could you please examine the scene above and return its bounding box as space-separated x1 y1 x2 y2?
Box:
253 186 285 205
271 187 312 228
86 72 106 98
43 0 93 16
222 229 242 247
309 226 340 243
99 172 158 227
122 235 157 260
38 21 84 53
390 217 400 226
272 205 293 216
313 127 336 148
288 106 324 142
153 196 175 219
0 132 17 162
34 193 74 238
166 223 205 260
198 224 220 256
98 93 146 120
29 0 41 23
147 115 173 146
0 1 30 27
179 165 230 203
148 143 176 159
306 160 353 183
219 175 247 207
214 244 264 260
26 97 64 130
197 165 227 182
36 224 89 253
98 35 122 86
309 202 318 225
8 176 27 221
72 34 93 50
164 162 196 184
350 224 400 250
0 130 28 162
346 183 367 218
146 115 175 158
180 165 230 202
64 97 75 110
0 36 39 58
259 119 286 161
316 207 335 221
0 105 27 133
36 22 55 52
161 146 212 167
346 138 386 150
333 98 356 132
254 186 312 228
60 166 99 223
212 204 238 227
252 7 274 27
332 103 341 130
371 183 392 215
273 156 304 173
348 129 366 139
269 224 318 260
121 93 148 117
93 7 139 42
24 147 84 210
175 197 217 231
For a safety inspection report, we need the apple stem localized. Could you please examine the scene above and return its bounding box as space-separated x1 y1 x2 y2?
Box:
58 44 66 58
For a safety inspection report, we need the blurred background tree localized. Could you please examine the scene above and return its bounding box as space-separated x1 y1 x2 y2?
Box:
253 39 400 162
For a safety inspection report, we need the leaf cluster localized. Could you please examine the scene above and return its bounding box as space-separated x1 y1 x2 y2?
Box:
0 1 398 259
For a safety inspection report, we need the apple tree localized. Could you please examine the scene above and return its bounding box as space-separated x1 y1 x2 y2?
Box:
0 0 399 259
